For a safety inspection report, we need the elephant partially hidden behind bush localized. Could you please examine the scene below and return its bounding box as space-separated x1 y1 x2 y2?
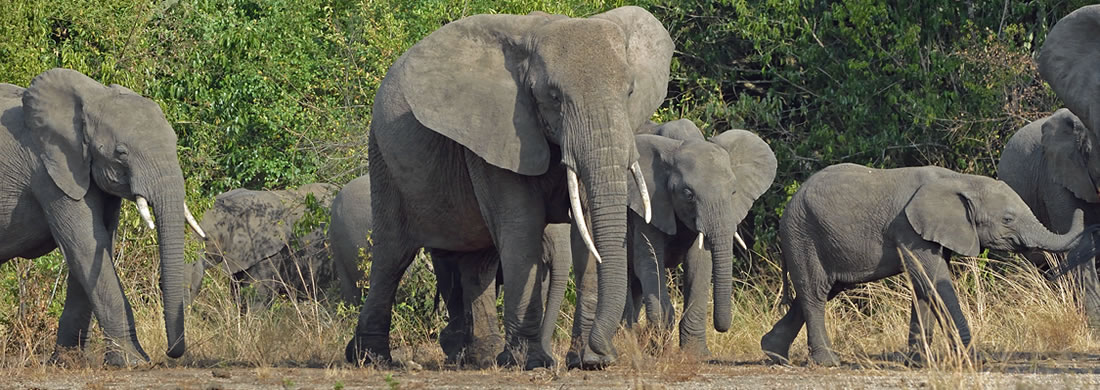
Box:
196 183 340 305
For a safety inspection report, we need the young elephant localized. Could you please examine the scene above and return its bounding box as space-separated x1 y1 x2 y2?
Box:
627 123 776 356
761 164 1090 366
199 183 339 305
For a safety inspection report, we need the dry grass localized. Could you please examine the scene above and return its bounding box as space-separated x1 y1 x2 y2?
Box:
1 240 1098 379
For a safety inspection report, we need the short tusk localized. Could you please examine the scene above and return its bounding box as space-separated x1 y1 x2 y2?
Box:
568 169 602 264
630 161 651 223
697 232 704 250
136 196 155 230
184 203 206 239
734 231 748 251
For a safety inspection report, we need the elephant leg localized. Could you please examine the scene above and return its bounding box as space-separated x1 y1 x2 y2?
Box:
465 152 552 370
679 244 712 358
458 250 505 368
906 250 970 356
567 224 599 369
633 224 671 332
795 250 838 367
49 272 93 364
345 240 419 365
905 296 935 365
760 296 805 364
1073 256 1100 330
41 190 148 366
430 254 467 364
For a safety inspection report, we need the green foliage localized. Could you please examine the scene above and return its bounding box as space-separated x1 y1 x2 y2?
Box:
650 0 1079 263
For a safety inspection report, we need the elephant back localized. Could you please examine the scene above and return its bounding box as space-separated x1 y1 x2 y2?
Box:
0 84 26 135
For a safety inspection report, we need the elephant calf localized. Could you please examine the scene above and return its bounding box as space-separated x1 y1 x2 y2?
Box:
761 164 1091 366
198 183 339 305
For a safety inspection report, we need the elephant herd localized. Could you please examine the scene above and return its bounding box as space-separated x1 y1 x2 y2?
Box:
2 4 1100 370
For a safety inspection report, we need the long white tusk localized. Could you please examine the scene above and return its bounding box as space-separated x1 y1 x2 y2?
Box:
630 161 651 224
697 232 704 250
184 203 206 239
568 168 602 264
136 196 155 230
734 231 748 251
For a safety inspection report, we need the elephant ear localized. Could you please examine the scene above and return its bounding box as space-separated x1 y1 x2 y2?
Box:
207 189 294 274
591 6 674 132
398 14 553 176
629 134 678 235
710 129 777 225
1038 5 1100 137
0 84 23 100
904 180 980 257
1040 108 1099 202
23 69 109 200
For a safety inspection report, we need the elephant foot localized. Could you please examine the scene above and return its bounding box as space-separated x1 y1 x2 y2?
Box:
809 347 840 367
760 329 794 365
456 337 503 368
345 335 392 366
679 339 712 360
899 350 926 368
522 350 556 371
104 344 151 368
47 346 85 367
580 345 616 370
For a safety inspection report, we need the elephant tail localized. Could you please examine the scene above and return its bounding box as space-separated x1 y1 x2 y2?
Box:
779 257 792 307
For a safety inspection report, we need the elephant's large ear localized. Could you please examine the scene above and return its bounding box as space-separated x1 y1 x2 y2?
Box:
904 180 980 257
0 84 24 100
22 69 109 200
1041 109 1098 202
398 14 553 176
592 6 675 132
710 129 777 224
1038 5 1100 137
629 135 678 235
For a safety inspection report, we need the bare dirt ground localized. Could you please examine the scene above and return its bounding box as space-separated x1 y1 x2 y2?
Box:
9 354 1100 389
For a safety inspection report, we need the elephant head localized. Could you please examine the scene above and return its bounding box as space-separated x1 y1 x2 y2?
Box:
22 68 201 358
1039 5 1100 142
391 6 673 355
905 176 1087 257
630 125 777 331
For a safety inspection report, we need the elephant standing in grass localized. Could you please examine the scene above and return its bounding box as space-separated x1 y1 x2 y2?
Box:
570 121 776 359
345 6 673 369
0 69 204 366
199 183 339 305
330 174 572 367
761 164 1092 367
998 5 1100 330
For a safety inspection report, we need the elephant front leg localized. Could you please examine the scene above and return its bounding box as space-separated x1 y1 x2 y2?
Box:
679 245 712 358
49 273 93 365
905 296 935 366
42 191 148 366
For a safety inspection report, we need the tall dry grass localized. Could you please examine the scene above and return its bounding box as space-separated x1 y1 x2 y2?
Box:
1 233 1097 374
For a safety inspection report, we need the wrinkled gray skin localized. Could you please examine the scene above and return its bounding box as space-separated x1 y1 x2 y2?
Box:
198 183 339 306
996 5 1100 331
761 164 1088 367
0 69 192 366
331 175 572 368
346 6 673 370
567 121 777 362
998 110 1100 330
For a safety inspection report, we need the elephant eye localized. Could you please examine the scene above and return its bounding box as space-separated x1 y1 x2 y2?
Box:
1002 214 1015 224
682 188 694 200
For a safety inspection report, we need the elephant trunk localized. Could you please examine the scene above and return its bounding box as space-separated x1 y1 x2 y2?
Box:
141 165 188 359
701 208 734 333
562 101 632 362
1023 208 1085 252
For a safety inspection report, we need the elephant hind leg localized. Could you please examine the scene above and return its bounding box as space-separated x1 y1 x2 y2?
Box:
761 296 805 365
50 273 94 365
345 239 419 366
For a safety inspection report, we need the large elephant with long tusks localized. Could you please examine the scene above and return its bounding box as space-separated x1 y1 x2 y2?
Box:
0 69 204 366
344 6 674 370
